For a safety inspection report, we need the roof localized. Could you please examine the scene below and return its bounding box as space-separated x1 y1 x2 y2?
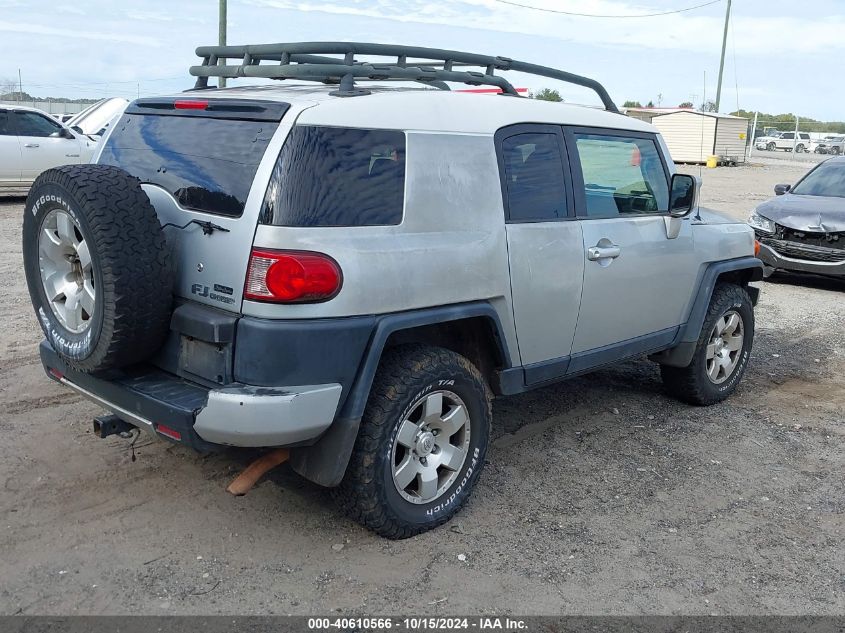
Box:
0 103 55 114
625 107 693 114
166 83 655 135
650 110 748 121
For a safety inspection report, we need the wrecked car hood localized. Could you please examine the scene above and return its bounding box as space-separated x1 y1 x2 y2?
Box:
755 194 845 232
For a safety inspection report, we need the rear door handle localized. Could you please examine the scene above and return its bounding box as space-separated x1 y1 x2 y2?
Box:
24 143 40 148
587 244 621 261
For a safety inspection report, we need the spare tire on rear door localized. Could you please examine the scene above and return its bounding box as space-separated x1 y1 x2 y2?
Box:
22 164 174 373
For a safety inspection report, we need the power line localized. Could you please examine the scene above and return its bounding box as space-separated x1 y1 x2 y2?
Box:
490 0 722 18
18 76 182 88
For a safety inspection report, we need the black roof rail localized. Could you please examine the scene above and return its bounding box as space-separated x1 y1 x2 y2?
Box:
189 42 619 112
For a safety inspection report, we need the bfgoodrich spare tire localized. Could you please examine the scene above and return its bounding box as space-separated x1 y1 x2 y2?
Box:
22 165 174 372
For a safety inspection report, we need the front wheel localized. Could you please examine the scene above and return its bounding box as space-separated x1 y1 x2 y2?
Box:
334 345 492 539
795 143 805 153
767 142 776 151
661 283 755 406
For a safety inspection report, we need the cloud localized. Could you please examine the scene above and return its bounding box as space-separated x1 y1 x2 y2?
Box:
0 19 160 46
246 0 845 56
2 0 842 119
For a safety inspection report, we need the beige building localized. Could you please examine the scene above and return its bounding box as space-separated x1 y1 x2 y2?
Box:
650 110 749 164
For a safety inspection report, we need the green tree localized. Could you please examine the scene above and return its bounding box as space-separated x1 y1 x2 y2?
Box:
646 100 655 108
531 88 563 102
678 101 694 109
622 100 642 108
701 100 718 113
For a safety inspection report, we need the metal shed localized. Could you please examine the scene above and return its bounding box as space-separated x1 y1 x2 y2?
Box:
650 110 749 164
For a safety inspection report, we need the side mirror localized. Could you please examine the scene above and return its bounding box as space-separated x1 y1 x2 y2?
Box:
668 173 698 217
58 127 75 139
774 183 791 196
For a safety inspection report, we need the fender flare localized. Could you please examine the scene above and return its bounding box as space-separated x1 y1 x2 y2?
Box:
289 301 512 487
652 256 763 368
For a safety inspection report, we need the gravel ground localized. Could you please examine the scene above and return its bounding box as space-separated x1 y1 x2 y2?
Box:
0 161 843 615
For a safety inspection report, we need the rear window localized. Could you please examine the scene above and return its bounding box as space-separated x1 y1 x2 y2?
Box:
260 126 406 227
99 114 276 217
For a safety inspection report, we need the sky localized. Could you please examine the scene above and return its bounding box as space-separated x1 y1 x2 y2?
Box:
1 0 843 120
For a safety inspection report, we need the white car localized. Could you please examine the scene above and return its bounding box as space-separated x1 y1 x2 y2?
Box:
0 105 98 192
755 131 811 153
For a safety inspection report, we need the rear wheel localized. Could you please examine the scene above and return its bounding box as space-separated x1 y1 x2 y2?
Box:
334 345 491 539
661 284 754 406
767 142 776 151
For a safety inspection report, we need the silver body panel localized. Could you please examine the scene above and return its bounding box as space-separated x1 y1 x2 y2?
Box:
505 221 584 364
574 216 697 353
194 383 342 447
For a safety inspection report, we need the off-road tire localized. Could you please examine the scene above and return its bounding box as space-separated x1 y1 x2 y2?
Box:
22 165 173 372
333 345 492 539
661 283 754 406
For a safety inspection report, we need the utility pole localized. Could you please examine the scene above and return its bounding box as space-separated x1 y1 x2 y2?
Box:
749 111 758 159
219 0 227 88
715 0 732 113
18 68 22 102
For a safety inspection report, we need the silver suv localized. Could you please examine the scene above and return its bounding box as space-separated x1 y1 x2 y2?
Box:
22 43 762 538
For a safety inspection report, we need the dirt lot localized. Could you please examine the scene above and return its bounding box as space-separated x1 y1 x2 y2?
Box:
1 162 843 615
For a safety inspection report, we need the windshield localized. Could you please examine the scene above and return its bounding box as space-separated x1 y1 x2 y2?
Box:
791 162 845 198
67 98 128 136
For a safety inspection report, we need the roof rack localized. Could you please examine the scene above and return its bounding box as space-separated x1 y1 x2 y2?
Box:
189 42 619 112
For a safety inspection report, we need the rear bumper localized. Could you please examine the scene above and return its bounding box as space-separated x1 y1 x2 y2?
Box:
40 341 342 449
757 242 845 277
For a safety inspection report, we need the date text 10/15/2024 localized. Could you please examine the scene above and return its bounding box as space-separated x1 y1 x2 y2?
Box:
308 617 528 630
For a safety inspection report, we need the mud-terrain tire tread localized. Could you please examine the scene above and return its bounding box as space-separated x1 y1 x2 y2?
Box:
23 164 173 372
332 344 492 539
661 283 754 406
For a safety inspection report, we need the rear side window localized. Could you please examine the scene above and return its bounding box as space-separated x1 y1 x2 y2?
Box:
0 111 10 136
100 114 276 217
500 132 567 222
260 126 405 227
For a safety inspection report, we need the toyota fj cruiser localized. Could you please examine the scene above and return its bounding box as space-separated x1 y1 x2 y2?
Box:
23 43 762 538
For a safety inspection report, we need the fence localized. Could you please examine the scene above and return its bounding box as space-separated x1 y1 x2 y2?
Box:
748 115 845 156
0 100 90 115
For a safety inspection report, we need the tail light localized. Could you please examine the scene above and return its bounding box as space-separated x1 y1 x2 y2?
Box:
245 249 342 303
173 99 209 110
